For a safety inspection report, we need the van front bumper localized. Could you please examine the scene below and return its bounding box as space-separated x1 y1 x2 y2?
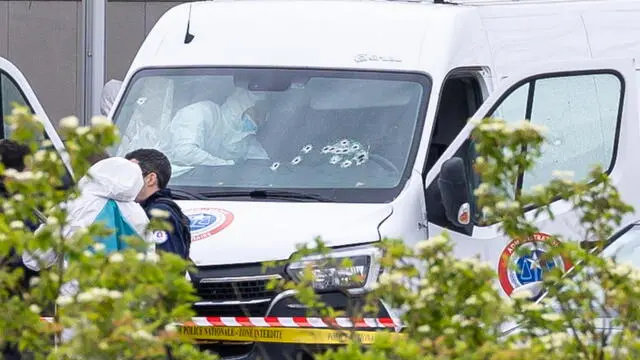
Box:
188 263 402 358
186 290 403 359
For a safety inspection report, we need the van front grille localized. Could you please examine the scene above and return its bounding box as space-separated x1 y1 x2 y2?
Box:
196 277 278 302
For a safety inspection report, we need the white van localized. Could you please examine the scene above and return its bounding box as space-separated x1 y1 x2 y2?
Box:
0 58 70 166
3 0 640 357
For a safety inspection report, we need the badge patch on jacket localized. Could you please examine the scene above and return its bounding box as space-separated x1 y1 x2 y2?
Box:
152 230 169 244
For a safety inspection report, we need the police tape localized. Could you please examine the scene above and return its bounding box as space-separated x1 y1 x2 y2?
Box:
39 316 405 345
178 325 404 345
185 316 401 328
41 316 401 328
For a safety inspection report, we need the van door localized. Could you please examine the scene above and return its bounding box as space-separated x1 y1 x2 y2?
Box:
0 57 70 171
424 58 639 300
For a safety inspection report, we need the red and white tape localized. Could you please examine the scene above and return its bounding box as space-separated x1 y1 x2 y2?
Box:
184 316 400 328
41 316 401 329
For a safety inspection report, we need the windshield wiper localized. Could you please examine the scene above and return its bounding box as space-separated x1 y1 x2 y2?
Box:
199 190 335 202
168 188 208 200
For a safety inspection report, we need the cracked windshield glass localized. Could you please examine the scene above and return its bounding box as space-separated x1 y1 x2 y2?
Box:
112 69 427 197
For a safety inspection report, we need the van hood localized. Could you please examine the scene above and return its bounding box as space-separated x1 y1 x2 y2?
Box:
175 201 392 266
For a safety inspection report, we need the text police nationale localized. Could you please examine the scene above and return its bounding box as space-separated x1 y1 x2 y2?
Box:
179 327 284 340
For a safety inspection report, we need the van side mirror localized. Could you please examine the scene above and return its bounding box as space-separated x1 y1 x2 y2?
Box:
438 157 472 227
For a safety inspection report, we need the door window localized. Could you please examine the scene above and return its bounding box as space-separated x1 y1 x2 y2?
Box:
487 72 622 192
602 225 640 268
490 82 530 124
428 70 624 233
524 74 620 190
1 72 32 138
426 73 484 172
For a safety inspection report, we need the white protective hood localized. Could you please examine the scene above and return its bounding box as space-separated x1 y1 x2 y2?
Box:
23 157 152 271
78 157 143 202
100 79 123 117
178 200 393 266
67 157 150 239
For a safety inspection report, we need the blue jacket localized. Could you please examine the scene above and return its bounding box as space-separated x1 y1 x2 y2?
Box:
141 189 191 259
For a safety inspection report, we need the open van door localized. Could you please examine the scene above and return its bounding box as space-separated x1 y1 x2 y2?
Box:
0 57 71 172
424 58 640 300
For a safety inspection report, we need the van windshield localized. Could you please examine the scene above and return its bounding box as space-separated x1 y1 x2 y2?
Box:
111 68 430 203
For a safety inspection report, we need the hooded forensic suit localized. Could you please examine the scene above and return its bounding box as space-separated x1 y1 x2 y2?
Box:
100 79 123 117
64 157 151 248
22 157 154 271
169 88 269 170
21 158 155 343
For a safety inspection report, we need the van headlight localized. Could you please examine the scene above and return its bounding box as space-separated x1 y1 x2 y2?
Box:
285 244 382 294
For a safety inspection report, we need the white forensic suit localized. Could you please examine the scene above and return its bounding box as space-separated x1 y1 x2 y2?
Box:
100 79 123 117
116 78 174 157
169 88 269 170
62 156 152 245
22 157 156 343
23 157 154 270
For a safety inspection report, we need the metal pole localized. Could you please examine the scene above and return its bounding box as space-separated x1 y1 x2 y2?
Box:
91 0 106 118
82 0 106 122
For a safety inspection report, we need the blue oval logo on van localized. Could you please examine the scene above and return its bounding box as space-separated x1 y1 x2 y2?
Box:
183 208 235 242
189 213 217 232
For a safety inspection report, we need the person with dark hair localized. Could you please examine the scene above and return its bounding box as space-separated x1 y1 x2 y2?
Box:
125 148 191 259
0 139 31 173
86 150 110 166
0 139 36 227
0 139 40 360
0 139 39 233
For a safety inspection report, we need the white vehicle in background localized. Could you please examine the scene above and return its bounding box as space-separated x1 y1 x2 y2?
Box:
3 0 640 358
0 57 73 182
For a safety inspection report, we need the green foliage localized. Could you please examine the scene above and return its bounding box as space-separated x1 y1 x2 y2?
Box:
0 105 216 359
4 104 638 359
278 117 640 359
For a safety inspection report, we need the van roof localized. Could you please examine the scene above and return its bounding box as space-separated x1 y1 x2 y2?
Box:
129 0 480 72
127 0 640 80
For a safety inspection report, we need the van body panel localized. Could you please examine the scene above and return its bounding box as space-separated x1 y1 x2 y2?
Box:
377 169 429 246
108 0 640 302
425 58 638 299
476 1 640 80
130 1 435 71
177 200 392 266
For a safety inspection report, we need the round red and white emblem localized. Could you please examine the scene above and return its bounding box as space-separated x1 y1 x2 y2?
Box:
497 233 572 299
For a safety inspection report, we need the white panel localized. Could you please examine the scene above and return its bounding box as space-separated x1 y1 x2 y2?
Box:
582 11 640 62
481 13 590 79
